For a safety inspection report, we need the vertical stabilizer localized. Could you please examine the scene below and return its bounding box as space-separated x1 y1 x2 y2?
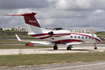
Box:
5 12 42 34
23 13 41 28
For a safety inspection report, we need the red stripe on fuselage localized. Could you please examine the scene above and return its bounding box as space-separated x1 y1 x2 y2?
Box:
95 38 101 43
71 33 93 38
71 33 101 43
54 33 70 36
52 39 84 44
39 33 70 39
39 36 52 39
30 32 101 44
30 33 48 37
30 33 70 39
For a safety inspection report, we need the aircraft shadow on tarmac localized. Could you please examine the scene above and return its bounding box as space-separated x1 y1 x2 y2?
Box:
44 48 97 52
70 49 96 52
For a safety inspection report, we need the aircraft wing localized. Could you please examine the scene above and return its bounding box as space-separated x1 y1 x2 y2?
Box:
31 41 52 45
15 34 53 45
66 42 83 45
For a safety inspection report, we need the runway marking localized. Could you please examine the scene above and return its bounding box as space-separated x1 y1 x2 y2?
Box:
43 62 105 70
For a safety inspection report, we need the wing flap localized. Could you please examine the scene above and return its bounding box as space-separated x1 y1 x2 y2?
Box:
31 41 52 45
66 42 83 45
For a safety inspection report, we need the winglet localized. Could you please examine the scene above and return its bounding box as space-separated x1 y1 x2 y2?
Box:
15 34 22 41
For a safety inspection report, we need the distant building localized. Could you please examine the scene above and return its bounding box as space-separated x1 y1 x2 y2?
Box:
69 29 95 34
20 28 28 32
46 28 54 30
12 28 18 31
2 28 12 31
18 27 20 31
2 27 27 32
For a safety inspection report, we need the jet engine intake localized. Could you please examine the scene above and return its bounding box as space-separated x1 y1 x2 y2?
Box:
48 31 53 36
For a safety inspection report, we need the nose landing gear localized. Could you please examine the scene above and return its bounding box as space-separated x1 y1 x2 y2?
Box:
94 44 97 49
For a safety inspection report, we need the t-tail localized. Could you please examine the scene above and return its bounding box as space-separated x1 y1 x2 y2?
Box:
5 12 43 35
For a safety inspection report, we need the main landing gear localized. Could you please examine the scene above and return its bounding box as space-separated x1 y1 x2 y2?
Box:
53 44 73 50
53 44 58 50
94 44 97 49
67 45 73 50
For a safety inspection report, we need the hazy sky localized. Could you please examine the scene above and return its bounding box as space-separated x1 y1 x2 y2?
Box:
1 0 105 31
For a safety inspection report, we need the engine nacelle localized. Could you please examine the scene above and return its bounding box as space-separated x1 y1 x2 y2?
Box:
48 31 53 36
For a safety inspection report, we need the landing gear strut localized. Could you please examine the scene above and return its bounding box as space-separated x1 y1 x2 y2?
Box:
67 45 73 50
94 44 97 49
53 44 58 50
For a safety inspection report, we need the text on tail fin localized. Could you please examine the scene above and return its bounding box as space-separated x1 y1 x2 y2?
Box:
23 13 41 28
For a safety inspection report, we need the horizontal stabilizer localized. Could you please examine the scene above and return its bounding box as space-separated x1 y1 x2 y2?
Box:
4 12 36 16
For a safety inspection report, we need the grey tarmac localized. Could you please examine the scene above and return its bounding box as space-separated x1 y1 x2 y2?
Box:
0 44 105 55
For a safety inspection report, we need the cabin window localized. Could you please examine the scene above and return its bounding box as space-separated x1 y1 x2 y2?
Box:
82 36 84 39
78 36 80 38
85 37 87 39
71 36 73 38
89 37 91 39
75 36 76 38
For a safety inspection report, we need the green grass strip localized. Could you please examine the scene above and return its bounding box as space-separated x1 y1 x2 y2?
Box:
0 52 105 67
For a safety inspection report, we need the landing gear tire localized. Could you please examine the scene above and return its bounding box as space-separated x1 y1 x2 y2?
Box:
53 44 58 50
67 47 71 50
67 45 72 50
94 47 97 49
94 44 97 50
53 46 58 50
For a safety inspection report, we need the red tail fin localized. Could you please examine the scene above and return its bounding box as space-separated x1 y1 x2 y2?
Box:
5 12 41 28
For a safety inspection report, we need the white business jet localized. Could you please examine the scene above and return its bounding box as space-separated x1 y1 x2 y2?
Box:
5 12 102 50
